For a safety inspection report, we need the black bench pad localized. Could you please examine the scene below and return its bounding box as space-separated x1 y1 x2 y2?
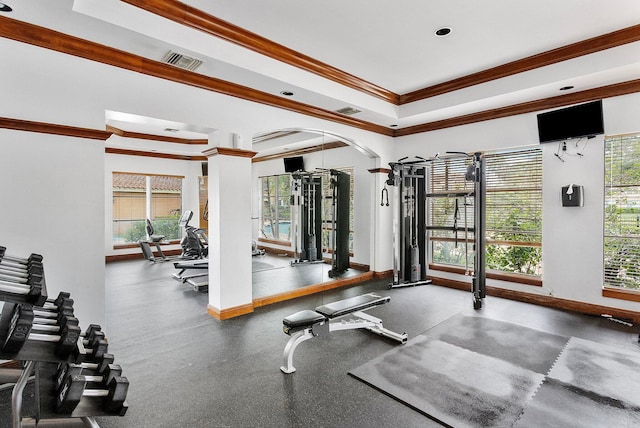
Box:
283 310 327 331
315 293 390 318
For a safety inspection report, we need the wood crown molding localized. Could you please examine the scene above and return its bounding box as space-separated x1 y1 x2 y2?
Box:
121 0 397 104
106 125 208 145
368 168 392 174
106 147 207 161
395 78 640 137
2 16 640 142
0 16 393 137
0 117 110 140
123 1 640 109
203 147 257 158
400 23 640 105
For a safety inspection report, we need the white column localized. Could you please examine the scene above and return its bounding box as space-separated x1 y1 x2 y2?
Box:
204 147 257 319
368 168 394 275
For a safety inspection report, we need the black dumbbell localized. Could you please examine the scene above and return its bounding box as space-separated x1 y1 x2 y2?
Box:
2 305 80 357
72 325 109 363
55 361 122 391
56 374 129 414
0 246 43 266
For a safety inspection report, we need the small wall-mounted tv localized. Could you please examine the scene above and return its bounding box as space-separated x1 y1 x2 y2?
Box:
284 156 304 173
537 100 604 143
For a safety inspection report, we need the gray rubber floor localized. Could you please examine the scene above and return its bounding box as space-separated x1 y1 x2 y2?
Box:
2 260 639 427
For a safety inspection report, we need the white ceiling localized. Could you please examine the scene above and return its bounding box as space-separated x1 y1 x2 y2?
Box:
4 0 640 151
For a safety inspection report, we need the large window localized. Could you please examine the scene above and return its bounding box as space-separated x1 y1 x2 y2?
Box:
260 174 292 241
430 147 542 277
604 133 640 291
112 173 183 245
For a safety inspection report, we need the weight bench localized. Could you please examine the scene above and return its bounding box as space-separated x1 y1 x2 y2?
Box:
280 293 407 373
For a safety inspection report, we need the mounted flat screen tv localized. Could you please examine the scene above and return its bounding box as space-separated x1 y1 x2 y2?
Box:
537 100 604 143
283 156 304 173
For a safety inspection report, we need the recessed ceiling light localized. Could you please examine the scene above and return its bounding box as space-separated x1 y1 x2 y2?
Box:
435 27 452 37
390 124 398 128
280 91 294 96
0 3 12 12
164 128 179 132
560 86 575 91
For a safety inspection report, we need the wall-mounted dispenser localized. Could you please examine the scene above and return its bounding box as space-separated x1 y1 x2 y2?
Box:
562 184 583 207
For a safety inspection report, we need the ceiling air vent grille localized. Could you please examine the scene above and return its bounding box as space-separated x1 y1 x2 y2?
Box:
335 106 362 116
161 51 203 71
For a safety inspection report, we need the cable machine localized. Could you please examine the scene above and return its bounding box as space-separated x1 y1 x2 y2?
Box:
290 172 323 265
386 152 486 309
387 160 430 288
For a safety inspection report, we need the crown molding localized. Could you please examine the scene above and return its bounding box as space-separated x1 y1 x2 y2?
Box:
203 147 257 158
400 23 640 105
0 16 393 137
395 78 640 137
0 117 110 140
106 125 208 144
122 0 398 104
106 147 207 161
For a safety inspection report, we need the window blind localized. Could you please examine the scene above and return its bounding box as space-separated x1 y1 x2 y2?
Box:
604 133 640 290
429 147 542 276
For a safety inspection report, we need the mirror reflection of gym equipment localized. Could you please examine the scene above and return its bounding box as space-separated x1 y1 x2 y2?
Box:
290 169 351 277
290 172 323 265
387 152 486 309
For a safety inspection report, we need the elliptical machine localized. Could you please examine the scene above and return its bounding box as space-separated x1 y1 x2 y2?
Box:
179 210 208 259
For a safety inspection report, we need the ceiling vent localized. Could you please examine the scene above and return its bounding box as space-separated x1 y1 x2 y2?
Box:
161 51 203 71
335 106 362 116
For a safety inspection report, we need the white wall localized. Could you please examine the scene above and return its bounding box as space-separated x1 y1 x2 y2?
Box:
0 129 106 326
104 142 204 257
393 92 640 313
252 144 376 266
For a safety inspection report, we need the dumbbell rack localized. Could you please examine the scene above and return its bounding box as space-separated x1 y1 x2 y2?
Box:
0 246 128 427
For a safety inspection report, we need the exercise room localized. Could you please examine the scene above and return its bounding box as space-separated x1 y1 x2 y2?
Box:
1 1 640 427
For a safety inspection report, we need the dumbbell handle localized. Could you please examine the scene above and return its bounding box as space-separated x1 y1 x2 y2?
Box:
0 280 31 295
83 389 110 397
29 332 63 342
0 268 28 279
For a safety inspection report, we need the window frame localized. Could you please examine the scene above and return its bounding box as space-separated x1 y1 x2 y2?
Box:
112 172 184 248
429 147 543 284
603 132 640 300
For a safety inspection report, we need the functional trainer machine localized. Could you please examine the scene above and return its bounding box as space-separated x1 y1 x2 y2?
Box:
386 152 487 309
387 161 430 287
290 172 323 266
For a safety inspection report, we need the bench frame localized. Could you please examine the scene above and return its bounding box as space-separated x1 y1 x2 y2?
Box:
280 294 407 373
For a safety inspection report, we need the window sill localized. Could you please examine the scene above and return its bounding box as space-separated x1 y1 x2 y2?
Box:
429 264 542 287
113 240 180 250
602 287 640 303
257 237 291 247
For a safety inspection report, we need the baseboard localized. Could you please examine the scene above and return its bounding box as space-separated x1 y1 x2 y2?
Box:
106 249 182 263
207 303 254 320
429 276 640 323
373 270 393 279
253 271 374 308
